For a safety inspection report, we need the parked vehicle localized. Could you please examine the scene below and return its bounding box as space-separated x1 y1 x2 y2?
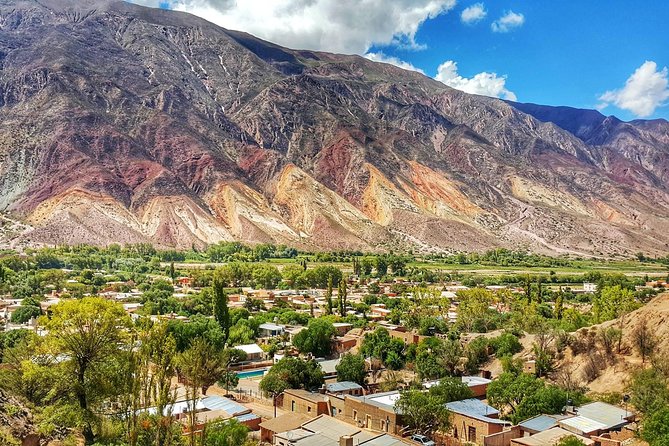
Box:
410 434 436 446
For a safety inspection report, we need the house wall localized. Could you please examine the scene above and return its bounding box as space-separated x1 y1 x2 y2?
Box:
330 395 347 418
484 426 522 446
282 393 328 416
343 397 401 434
468 383 489 399
450 413 504 446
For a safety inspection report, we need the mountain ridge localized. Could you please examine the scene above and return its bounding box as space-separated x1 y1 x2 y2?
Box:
1 0 668 255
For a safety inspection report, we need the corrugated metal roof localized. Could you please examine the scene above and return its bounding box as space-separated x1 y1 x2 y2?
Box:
235 413 261 423
519 415 560 432
559 416 607 434
575 402 632 429
301 415 360 440
326 381 363 392
445 399 508 425
201 396 249 416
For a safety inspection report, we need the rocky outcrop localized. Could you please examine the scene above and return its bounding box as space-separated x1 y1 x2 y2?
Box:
1 0 668 255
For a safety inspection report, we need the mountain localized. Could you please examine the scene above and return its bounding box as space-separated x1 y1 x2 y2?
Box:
1 0 668 255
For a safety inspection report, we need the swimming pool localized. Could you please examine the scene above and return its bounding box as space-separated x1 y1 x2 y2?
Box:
236 368 267 379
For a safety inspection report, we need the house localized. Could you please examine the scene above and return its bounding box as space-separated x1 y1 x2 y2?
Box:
317 358 342 379
259 323 286 338
273 414 414 446
326 381 364 397
445 398 511 445
389 328 427 346
334 336 358 354
333 322 353 336
235 343 265 361
511 427 594 446
343 391 403 434
259 413 314 443
518 415 568 435
146 395 261 433
282 389 330 416
583 283 597 293
558 402 634 436
423 376 491 399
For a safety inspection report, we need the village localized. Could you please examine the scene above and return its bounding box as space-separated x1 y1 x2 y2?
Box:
3 250 665 446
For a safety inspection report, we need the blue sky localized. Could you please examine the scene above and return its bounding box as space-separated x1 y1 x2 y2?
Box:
372 0 669 120
133 0 669 121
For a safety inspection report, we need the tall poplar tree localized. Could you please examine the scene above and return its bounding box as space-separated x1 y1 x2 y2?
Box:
212 272 230 345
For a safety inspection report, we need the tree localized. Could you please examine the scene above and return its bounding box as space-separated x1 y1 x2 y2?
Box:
212 272 231 345
642 407 669 445
394 381 466 436
260 357 324 416
218 371 240 393
204 419 249 446
292 318 336 357
374 256 388 277
10 304 41 324
629 368 669 415
487 373 544 420
326 275 334 315
252 264 282 289
490 332 523 357
178 338 227 446
43 297 132 444
338 278 348 317
632 317 658 363
428 378 473 403
556 436 586 446
456 288 496 333
594 285 636 323
336 354 366 386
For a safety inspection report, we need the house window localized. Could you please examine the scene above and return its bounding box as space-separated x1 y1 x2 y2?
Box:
291 401 296 412
454 428 458 439
468 426 476 442
353 410 358 421
366 415 372 428
307 406 312 413
385 417 390 432
332 407 338 417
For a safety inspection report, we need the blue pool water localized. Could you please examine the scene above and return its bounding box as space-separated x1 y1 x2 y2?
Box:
236 369 267 379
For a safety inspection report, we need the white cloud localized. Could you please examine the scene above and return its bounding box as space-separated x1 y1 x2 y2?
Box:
364 52 425 73
491 10 524 33
598 61 669 118
435 60 517 100
461 3 486 24
136 0 456 54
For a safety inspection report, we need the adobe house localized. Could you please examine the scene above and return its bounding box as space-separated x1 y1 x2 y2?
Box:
282 389 330 416
445 398 511 445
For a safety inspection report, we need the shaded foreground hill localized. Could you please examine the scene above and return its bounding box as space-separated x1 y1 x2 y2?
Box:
1 0 669 254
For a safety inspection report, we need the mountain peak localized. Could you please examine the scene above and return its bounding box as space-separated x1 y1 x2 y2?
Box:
1 1 668 256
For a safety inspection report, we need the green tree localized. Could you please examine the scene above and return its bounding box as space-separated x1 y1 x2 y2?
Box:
642 407 669 445
395 386 455 435
335 354 366 386
43 297 132 444
338 278 348 317
260 357 324 416
204 419 249 446
212 272 230 345
292 318 336 357
10 304 41 324
178 338 226 446
556 436 587 446
629 368 669 415
326 275 334 315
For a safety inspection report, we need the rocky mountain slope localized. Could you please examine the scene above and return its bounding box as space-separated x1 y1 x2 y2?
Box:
1 0 668 255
